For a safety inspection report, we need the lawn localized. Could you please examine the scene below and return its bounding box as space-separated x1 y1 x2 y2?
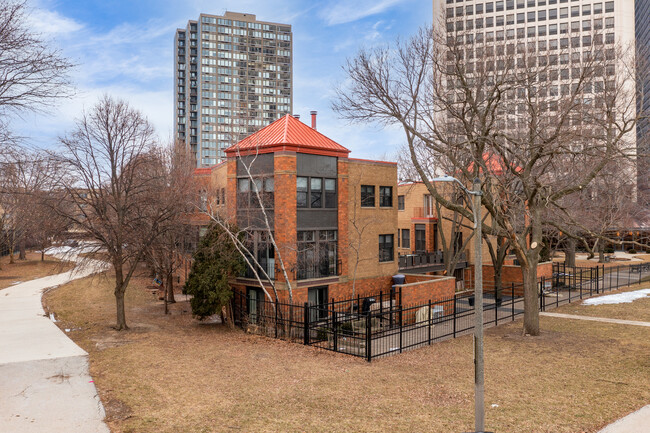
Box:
553 284 650 322
43 273 650 433
0 251 73 290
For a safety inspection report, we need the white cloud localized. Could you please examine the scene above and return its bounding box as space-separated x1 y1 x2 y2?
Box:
27 8 84 35
320 0 407 26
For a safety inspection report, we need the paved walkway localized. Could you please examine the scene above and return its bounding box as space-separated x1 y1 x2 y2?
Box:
0 259 110 433
540 312 650 327
598 405 650 433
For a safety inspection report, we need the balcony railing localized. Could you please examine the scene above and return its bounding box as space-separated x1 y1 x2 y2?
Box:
296 259 341 281
398 250 468 270
242 260 275 280
412 206 436 219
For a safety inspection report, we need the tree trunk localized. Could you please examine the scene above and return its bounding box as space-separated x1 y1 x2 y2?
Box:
41 249 45 261
166 272 176 304
598 242 605 263
565 238 576 267
521 260 540 336
493 265 503 303
19 237 26 260
115 287 128 330
114 264 128 330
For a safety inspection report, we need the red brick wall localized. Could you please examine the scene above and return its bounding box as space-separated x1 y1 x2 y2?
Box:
465 262 554 296
396 275 455 308
226 157 237 221
273 152 297 285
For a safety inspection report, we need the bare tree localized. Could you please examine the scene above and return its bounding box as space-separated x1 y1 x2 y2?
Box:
144 141 197 314
51 96 175 330
334 24 644 336
0 0 73 145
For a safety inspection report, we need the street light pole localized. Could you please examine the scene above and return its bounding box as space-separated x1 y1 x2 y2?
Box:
431 175 486 433
472 177 485 433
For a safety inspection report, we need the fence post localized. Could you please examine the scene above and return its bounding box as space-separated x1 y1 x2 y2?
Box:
333 311 338 352
629 265 631 287
399 306 403 353
511 283 515 321
428 299 432 345
494 291 498 326
616 265 619 289
595 266 599 294
453 294 457 338
303 302 309 345
379 291 383 319
366 313 372 362
275 301 278 338
639 265 642 286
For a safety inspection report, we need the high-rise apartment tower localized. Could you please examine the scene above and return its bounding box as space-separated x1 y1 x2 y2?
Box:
433 0 648 197
174 12 293 167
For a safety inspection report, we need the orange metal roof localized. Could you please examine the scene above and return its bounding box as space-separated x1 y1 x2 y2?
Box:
225 114 350 157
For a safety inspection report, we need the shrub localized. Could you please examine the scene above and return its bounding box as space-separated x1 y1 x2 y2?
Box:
627 249 637 254
604 247 614 254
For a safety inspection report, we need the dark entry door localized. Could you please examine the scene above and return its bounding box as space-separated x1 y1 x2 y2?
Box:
308 286 328 322
415 224 426 252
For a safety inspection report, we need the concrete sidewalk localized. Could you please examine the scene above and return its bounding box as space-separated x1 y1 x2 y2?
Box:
598 405 650 433
0 260 110 433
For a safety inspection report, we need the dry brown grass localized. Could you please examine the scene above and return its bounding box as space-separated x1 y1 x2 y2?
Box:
0 251 74 289
553 283 650 322
43 273 650 433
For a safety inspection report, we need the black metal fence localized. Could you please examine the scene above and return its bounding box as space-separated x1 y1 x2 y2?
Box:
231 261 650 361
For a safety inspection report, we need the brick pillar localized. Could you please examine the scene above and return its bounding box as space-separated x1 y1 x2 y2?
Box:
274 152 297 296
338 158 349 277
226 157 237 221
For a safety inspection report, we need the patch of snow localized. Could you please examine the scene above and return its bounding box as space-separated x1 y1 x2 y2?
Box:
49 313 57 323
10 281 22 285
583 289 650 306
491 404 499 408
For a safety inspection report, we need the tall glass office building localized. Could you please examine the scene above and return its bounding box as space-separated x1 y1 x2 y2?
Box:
174 12 293 167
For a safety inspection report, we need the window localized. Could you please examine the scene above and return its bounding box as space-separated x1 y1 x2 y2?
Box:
297 176 336 209
398 195 405 210
379 186 393 207
605 17 614 28
571 6 579 17
297 230 338 280
297 176 308 208
379 234 394 262
594 2 602 14
361 185 375 207
310 178 322 208
605 2 613 13
560 7 568 18
401 229 410 249
325 178 337 208
549 9 557 19
237 178 273 208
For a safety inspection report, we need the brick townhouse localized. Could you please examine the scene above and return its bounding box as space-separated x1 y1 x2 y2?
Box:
198 113 404 306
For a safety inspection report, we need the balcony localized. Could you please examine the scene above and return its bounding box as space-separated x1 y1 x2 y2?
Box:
242 260 275 280
398 250 468 272
296 259 341 281
412 206 436 219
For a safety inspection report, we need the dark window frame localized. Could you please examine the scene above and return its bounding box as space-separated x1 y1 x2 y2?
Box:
360 185 375 207
397 195 405 211
379 186 393 207
297 176 337 209
379 234 394 262
401 229 410 250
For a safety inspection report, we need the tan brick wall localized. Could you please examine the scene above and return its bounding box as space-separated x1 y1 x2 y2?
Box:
347 160 398 280
397 182 492 265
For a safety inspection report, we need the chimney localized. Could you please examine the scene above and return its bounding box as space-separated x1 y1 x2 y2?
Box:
292 114 300 120
310 111 317 130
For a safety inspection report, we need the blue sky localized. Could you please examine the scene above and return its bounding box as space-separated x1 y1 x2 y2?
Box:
17 0 432 160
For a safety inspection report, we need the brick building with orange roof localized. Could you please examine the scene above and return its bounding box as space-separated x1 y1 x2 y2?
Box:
193 113 456 308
